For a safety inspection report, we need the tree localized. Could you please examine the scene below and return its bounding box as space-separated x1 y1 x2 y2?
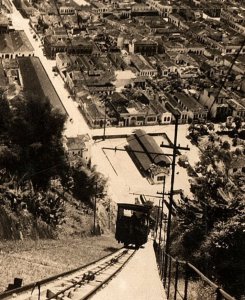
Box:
9 95 66 147
0 98 11 135
221 141 231 151
171 146 245 298
198 198 245 298
234 116 242 131
1 94 68 188
72 160 107 205
0 145 21 171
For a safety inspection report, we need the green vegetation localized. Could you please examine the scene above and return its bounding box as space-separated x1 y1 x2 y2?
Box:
71 158 107 205
171 133 245 299
0 235 120 292
0 94 67 187
0 93 108 237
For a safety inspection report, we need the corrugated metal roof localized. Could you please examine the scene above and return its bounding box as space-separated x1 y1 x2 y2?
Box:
127 135 151 172
134 129 171 166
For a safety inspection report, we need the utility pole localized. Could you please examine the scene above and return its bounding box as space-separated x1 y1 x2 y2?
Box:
108 198 111 230
158 176 166 249
93 183 98 235
209 39 245 115
160 115 190 284
103 96 111 141
155 197 161 240
103 100 106 140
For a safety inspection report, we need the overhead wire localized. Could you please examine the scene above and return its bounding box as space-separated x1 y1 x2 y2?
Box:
51 0 74 49
208 38 245 114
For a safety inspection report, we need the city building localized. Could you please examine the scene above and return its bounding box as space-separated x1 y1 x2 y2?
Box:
0 30 34 59
65 134 91 164
127 129 171 184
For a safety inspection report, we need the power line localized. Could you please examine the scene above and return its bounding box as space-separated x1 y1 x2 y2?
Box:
209 38 245 115
51 0 74 48
17 159 69 185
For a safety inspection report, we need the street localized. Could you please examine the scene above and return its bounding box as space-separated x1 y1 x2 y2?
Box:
9 4 201 206
10 4 91 137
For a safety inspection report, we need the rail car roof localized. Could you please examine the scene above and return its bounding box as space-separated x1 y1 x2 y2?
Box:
117 203 151 213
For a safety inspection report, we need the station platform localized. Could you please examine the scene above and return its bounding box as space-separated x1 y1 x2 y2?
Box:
91 239 167 300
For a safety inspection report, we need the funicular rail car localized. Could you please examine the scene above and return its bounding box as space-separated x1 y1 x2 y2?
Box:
115 203 151 249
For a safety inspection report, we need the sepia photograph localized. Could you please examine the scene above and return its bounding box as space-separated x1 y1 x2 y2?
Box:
0 0 244 299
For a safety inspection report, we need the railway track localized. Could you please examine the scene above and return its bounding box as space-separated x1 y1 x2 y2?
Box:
0 248 136 300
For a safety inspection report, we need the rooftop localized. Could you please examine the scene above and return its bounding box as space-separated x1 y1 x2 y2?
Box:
0 30 34 53
66 134 90 151
174 92 207 112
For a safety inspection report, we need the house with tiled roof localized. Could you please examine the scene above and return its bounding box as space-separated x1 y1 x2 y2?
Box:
226 96 245 120
220 8 245 35
0 30 34 59
150 98 172 124
129 38 158 56
173 92 208 122
130 54 157 77
56 52 73 80
79 95 106 128
125 100 158 126
66 70 84 95
168 13 190 30
84 73 116 95
43 35 94 59
165 92 207 123
65 134 91 164
108 93 130 126
165 93 189 123
199 87 230 120
146 0 173 17
163 38 188 54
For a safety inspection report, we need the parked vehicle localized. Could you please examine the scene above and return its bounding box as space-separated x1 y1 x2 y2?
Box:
178 155 189 168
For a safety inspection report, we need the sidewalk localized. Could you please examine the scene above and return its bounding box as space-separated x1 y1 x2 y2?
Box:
91 240 167 300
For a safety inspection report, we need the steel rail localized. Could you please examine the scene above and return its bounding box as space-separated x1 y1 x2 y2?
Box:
0 247 124 300
80 249 136 300
46 249 132 300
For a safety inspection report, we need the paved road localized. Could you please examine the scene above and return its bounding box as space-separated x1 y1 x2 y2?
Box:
10 5 201 205
10 4 91 137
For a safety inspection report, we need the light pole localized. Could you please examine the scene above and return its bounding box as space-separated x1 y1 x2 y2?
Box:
158 176 166 248
103 100 106 140
103 96 111 141
155 197 161 240
108 198 111 230
93 195 97 235
93 183 98 235
163 115 179 284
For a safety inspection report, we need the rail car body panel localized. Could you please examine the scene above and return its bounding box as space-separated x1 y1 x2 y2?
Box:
115 203 151 248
